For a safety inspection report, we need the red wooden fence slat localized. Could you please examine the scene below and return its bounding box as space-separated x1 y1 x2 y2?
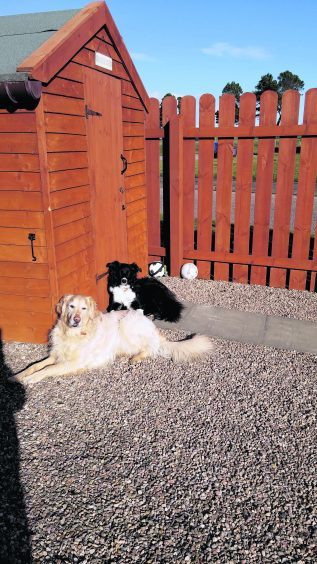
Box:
270 90 300 288
197 94 215 279
289 89 317 290
214 94 235 281
181 96 196 252
162 95 177 126
251 90 278 285
169 115 184 276
233 92 256 283
311 220 317 291
145 98 161 258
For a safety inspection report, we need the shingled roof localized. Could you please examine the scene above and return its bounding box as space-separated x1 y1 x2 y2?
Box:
0 9 79 81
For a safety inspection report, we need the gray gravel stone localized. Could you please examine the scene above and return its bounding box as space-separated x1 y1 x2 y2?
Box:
1 323 316 562
162 277 317 322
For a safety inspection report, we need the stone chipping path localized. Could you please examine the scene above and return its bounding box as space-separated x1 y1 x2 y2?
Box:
0 278 316 563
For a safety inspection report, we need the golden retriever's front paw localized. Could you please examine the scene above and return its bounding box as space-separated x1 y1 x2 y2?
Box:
19 372 44 384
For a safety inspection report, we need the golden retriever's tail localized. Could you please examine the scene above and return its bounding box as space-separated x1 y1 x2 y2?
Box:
158 334 213 362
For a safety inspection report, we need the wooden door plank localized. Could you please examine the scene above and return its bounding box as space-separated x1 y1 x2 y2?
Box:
84 69 128 309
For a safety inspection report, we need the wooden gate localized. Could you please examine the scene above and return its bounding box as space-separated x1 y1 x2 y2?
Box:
145 89 317 292
84 68 128 309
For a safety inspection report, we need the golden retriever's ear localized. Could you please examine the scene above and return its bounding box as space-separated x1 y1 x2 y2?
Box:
87 297 98 319
56 295 72 316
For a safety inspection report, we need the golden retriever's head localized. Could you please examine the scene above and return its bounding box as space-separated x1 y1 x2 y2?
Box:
56 295 98 329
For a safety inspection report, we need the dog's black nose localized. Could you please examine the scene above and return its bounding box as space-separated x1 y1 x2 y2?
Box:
121 277 128 284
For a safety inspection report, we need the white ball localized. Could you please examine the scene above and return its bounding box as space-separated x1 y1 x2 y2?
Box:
149 261 165 277
181 262 198 280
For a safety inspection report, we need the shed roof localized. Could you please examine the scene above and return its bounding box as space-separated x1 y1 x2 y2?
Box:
0 2 149 111
0 9 79 81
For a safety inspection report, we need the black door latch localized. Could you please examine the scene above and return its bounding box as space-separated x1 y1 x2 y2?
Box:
120 154 128 174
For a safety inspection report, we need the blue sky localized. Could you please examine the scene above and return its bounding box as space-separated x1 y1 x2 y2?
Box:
2 0 316 115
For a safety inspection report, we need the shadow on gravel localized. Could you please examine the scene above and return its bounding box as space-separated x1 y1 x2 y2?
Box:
0 331 32 563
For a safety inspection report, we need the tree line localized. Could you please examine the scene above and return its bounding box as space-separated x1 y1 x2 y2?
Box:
161 71 304 125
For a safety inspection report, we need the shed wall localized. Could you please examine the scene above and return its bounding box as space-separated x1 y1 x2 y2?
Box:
0 22 149 343
42 24 148 299
0 109 53 342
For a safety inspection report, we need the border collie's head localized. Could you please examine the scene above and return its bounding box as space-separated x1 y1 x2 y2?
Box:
107 261 142 286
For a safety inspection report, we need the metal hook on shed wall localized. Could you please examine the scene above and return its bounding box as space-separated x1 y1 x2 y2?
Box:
28 233 37 261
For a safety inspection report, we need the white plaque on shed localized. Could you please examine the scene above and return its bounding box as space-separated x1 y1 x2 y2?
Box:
95 51 112 70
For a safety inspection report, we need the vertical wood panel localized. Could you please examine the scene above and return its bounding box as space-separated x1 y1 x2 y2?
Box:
214 94 235 280
35 97 58 323
169 115 184 276
162 96 177 126
145 98 161 253
197 94 215 278
270 91 300 288
84 69 127 309
162 96 177 272
251 91 278 285
289 89 317 290
233 93 256 283
181 96 196 251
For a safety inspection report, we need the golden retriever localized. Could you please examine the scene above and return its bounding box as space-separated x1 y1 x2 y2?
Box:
9 294 213 385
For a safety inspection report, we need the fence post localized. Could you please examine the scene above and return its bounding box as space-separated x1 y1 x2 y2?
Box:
145 98 161 258
169 114 184 276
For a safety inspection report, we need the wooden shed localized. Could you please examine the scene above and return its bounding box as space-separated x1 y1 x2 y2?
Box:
0 2 150 343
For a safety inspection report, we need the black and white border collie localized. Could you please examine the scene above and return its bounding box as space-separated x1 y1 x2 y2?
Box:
106 261 183 323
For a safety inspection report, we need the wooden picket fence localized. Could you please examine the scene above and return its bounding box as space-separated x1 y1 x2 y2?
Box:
145 89 317 291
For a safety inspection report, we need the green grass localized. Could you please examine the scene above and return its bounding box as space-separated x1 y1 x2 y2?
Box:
159 139 301 182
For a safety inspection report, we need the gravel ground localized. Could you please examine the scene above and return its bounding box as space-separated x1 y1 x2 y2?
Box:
1 280 317 563
162 277 317 322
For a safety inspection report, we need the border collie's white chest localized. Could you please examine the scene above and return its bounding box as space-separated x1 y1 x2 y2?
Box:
109 285 136 308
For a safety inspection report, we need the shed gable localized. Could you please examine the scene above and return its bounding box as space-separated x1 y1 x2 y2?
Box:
17 2 149 111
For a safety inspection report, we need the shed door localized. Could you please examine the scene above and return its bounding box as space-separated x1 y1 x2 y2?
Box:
84 68 128 309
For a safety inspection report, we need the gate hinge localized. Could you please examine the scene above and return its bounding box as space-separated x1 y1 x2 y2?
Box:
85 105 102 118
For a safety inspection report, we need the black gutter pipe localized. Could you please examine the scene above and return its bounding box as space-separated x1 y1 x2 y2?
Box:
0 79 42 109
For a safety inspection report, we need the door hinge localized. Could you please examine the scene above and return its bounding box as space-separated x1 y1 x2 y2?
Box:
85 105 102 118
96 270 108 283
